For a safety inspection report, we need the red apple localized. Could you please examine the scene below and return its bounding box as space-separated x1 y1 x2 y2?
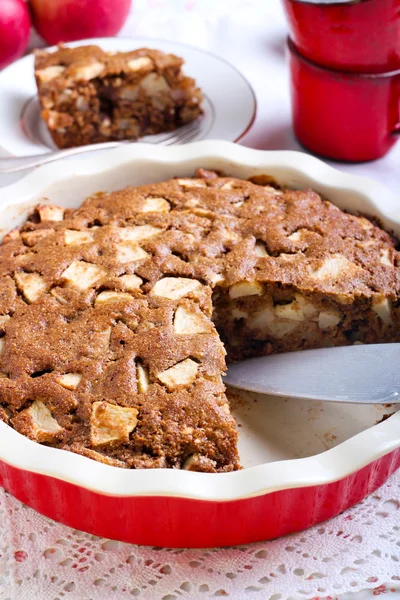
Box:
29 0 132 45
0 0 31 69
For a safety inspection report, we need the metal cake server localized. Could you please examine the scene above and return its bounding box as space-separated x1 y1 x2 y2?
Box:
224 343 400 404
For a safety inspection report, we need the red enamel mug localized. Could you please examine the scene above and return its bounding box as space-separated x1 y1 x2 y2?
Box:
282 0 400 74
288 38 400 162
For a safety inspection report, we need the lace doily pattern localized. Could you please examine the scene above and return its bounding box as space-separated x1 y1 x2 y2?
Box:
0 470 399 600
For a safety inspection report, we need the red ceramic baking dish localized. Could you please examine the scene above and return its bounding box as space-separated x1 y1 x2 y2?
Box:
282 0 400 74
288 38 400 162
0 142 399 548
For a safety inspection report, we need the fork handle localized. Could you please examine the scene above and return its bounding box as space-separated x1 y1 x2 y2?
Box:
0 141 124 174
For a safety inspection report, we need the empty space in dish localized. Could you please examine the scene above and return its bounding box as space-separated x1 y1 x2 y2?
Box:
230 388 398 468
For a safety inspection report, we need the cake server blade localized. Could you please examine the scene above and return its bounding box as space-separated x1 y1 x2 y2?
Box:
224 343 400 404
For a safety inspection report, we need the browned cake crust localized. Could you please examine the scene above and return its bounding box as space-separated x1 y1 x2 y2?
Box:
34 45 203 149
0 171 399 471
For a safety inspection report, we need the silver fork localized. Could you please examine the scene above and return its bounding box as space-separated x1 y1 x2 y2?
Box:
0 120 202 174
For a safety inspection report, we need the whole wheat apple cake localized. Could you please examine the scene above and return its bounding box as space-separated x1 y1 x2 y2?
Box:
0 170 399 471
35 45 203 149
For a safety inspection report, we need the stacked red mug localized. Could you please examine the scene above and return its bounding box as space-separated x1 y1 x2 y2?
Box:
283 0 400 161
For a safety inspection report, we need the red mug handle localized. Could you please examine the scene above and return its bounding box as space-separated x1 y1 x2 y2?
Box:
392 78 400 136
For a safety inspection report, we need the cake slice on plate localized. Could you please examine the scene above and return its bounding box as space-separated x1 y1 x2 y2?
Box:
34 45 203 148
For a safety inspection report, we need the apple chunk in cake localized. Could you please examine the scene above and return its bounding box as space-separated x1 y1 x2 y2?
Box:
0 171 399 471
34 45 203 149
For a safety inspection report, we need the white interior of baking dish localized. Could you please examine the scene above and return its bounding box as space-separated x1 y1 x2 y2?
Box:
0 141 399 500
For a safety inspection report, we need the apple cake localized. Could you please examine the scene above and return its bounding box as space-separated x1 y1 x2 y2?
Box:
34 45 203 149
0 170 399 471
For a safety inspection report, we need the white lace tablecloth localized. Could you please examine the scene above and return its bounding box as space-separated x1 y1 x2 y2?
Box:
0 473 399 600
1 1 400 598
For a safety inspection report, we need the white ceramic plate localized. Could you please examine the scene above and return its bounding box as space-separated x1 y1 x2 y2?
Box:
0 38 256 157
0 141 399 500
